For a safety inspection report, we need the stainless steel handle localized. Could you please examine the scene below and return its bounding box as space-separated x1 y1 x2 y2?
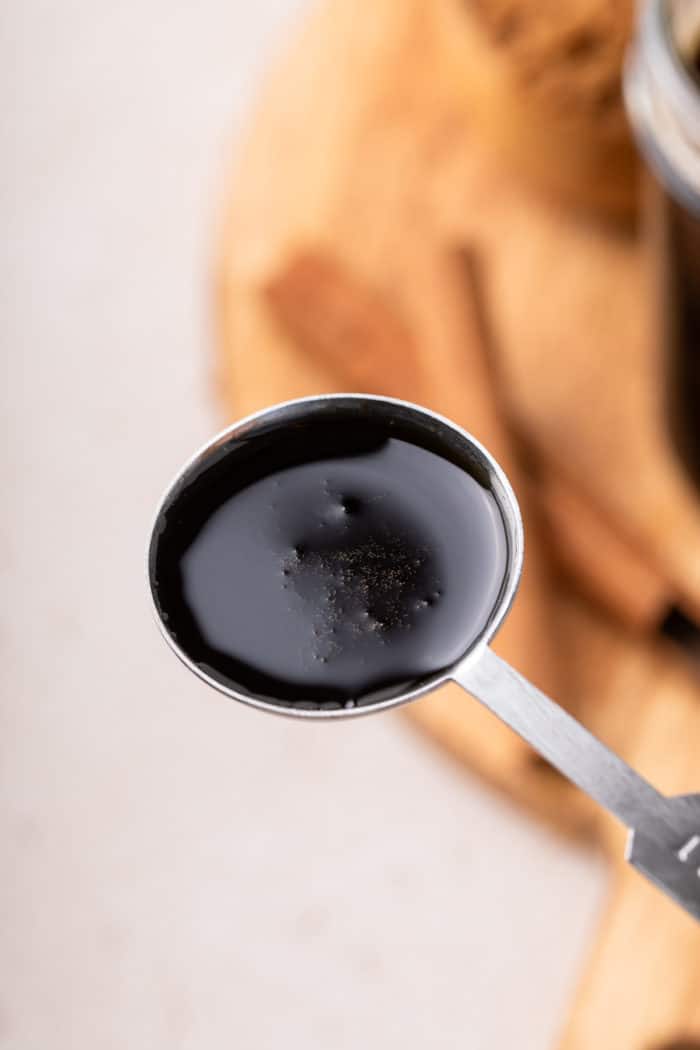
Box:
454 646 700 920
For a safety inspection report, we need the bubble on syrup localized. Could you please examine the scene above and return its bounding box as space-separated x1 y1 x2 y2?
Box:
341 496 361 515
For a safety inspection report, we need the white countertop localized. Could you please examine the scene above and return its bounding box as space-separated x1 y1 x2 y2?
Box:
1 2 606 1046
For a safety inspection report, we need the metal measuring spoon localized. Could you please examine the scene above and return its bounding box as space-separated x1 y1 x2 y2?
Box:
148 395 700 921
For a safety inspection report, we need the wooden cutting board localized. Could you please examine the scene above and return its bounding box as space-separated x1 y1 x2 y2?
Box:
214 0 700 1045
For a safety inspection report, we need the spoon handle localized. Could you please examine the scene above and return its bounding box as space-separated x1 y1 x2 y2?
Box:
454 646 700 920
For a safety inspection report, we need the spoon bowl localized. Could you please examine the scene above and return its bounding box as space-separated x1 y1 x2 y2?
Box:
148 394 523 718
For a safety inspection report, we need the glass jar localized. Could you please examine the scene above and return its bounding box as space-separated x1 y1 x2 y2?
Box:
625 0 700 490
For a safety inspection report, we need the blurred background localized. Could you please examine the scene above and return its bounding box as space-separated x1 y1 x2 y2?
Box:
2 1 699 1048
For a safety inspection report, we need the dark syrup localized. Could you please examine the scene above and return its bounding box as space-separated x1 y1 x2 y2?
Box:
150 415 508 709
